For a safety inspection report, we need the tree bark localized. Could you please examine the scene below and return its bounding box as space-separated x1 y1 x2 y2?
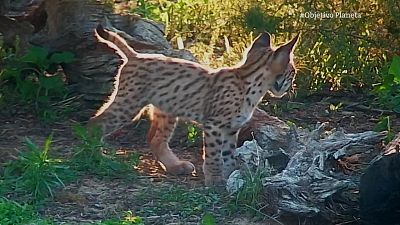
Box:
1 0 195 118
230 113 386 223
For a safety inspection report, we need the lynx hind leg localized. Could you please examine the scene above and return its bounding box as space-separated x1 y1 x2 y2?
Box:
148 108 195 175
88 92 143 136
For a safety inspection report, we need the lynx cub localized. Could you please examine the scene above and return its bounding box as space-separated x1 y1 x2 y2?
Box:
89 25 299 185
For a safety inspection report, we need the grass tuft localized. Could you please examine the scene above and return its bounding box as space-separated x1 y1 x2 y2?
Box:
70 124 139 179
2 134 69 200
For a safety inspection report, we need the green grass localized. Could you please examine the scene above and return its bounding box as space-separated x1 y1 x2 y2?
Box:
70 124 139 179
374 116 396 143
0 198 54 225
228 147 275 219
0 198 146 225
232 169 265 214
2 134 70 200
95 211 144 225
135 185 222 221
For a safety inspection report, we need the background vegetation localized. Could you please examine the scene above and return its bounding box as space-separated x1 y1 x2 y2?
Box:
126 0 400 111
0 0 399 224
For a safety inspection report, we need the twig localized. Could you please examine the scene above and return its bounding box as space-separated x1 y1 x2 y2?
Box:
137 175 166 179
335 217 360 225
345 104 397 114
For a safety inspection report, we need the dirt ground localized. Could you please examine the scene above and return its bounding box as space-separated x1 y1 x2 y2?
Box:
0 94 399 225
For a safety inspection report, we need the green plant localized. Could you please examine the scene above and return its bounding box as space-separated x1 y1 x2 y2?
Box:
374 55 400 112
131 0 160 20
0 198 54 225
230 140 274 217
100 0 115 9
201 213 217 225
136 186 221 219
374 116 395 143
244 5 282 33
329 102 343 112
97 211 144 225
0 44 76 122
234 169 265 212
71 124 137 178
128 0 397 98
2 134 68 200
187 123 201 144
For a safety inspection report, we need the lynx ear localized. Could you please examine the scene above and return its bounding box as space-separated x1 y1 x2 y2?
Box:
274 33 300 65
252 32 272 48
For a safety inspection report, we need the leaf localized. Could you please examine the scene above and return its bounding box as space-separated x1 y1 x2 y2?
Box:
24 138 40 152
389 55 400 84
201 213 217 225
36 95 50 104
373 116 390 132
43 134 53 155
21 46 49 67
38 75 65 91
50 52 75 64
17 80 38 100
72 123 87 139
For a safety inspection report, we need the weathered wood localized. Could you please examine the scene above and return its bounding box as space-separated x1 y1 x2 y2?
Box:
229 111 386 223
0 0 9 15
0 15 34 51
1 0 195 117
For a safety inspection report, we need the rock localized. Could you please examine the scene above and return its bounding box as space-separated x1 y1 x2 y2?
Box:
226 170 244 193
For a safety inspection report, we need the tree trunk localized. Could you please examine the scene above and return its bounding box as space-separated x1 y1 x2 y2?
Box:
1 0 195 118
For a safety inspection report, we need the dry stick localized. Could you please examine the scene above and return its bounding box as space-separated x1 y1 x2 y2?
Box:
349 104 396 114
335 217 360 225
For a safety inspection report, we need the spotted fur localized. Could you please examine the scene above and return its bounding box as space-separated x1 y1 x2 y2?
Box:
89 24 299 185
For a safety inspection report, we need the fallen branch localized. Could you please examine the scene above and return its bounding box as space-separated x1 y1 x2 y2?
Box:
231 109 386 222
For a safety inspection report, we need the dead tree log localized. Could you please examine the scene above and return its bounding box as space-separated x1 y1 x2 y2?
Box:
1 0 195 118
0 0 9 15
32 0 194 104
230 109 386 223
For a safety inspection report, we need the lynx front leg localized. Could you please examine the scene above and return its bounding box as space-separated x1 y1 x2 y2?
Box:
221 129 239 179
203 123 224 186
148 108 195 175
203 124 239 186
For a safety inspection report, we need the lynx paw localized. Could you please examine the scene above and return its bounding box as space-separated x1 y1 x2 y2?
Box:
166 160 195 175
